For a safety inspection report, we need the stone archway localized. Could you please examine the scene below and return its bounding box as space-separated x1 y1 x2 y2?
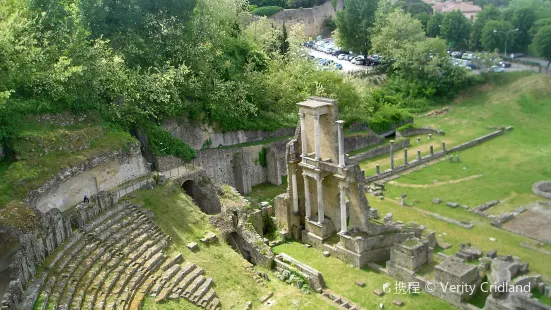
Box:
182 179 214 214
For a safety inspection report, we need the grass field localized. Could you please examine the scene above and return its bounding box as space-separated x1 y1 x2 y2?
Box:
127 184 338 310
273 243 454 310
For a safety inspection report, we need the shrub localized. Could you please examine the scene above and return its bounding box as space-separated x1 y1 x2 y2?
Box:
258 146 268 167
252 6 283 16
145 125 195 162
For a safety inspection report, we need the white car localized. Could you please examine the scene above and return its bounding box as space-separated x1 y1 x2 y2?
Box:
489 65 504 73
337 54 347 60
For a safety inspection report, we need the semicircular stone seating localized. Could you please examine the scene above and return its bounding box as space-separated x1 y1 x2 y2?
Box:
21 203 221 310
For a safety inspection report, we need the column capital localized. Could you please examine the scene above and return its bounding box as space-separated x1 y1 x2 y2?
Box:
313 114 320 120
336 120 345 126
298 112 305 119
390 140 395 144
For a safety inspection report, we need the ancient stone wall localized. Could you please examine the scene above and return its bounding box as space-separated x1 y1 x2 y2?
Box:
396 127 445 138
25 143 150 214
274 253 325 291
163 117 295 150
343 132 385 154
348 139 410 164
156 141 288 194
268 0 343 37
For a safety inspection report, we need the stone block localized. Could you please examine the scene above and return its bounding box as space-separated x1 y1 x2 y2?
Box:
373 289 384 296
392 299 404 306
355 281 366 287
187 242 199 251
432 198 442 204
446 202 459 208
322 251 330 257
439 242 452 249
461 205 469 210
486 250 497 258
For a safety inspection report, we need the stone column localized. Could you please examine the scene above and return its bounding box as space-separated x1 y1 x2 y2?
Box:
313 114 321 161
316 175 324 223
291 167 299 214
390 140 395 170
404 148 408 165
339 185 348 234
417 137 421 143
430 145 434 156
376 164 380 175
442 142 446 153
303 175 311 219
299 112 307 158
417 150 421 160
336 120 345 167
428 134 432 140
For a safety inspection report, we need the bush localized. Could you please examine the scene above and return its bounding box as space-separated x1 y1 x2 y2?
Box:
368 105 412 134
252 6 283 16
258 146 268 167
145 125 195 162
397 123 416 132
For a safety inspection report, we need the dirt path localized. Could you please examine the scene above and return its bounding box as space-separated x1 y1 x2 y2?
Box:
387 174 483 188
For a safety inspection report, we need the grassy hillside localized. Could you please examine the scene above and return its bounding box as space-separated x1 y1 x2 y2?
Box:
127 184 336 310
0 114 135 209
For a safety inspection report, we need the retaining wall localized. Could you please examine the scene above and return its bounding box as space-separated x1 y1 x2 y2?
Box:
155 140 288 194
344 132 385 154
396 127 445 138
268 0 343 37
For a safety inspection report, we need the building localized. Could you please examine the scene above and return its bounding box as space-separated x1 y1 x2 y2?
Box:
432 1 482 21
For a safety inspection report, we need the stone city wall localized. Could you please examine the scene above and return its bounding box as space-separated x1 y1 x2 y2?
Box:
348 139 411 165
268 0 343 37
396 127 445 138
163 117 295 150
25 142 150 214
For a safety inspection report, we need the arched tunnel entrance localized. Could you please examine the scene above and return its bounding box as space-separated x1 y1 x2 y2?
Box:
0 233 19 303
182 180 212 214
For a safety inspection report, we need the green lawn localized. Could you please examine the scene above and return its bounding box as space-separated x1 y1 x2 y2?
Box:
244 177 288 207
273 243 455 310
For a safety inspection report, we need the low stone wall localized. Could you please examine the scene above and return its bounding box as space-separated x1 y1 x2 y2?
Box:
274 253 325 291
155 140 288 195
344 132 385 154
364 129 509 183
532 181 551 199
396 127 445 138
25 143 150 214
268 0 343 37
348 139 410 164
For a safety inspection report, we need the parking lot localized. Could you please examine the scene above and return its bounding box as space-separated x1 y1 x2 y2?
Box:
308 49 372 73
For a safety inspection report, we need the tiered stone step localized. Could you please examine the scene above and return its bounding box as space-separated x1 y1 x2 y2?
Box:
36 205 132 310
70 213 151 309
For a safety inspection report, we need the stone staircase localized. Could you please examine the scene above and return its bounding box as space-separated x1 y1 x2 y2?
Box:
19 203 221 310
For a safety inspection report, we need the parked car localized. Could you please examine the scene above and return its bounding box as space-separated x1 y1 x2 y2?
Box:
465 60 478 70
335 63 343 70
451 51 463 59
332 49 347 56
368 55 382 65
352 56 366 65
337 53 348 60
499 61 511 68
489 65 505 73
346 54 357 62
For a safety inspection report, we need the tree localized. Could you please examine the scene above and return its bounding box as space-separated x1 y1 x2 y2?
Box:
481 20 514 53
371 10 426 60
512 8 536 51
470 5 501 50
440 10 471 49
414 12 430 30
426 13 444 37
280 23 289 54
533 25 551 72
335 0 379 55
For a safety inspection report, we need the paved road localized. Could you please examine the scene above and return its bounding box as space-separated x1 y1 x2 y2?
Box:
309 49 371 73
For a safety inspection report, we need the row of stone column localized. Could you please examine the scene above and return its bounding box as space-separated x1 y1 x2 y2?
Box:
290 168 349 234
379 141 446 174
299 113 346 167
